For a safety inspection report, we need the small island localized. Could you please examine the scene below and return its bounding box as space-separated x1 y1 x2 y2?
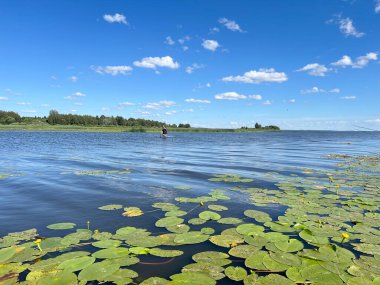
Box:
0 110 280 132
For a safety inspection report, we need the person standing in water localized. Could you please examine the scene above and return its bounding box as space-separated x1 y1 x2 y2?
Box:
161 125 168 137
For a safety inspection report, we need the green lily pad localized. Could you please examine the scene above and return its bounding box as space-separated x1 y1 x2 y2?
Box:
274 239 304 252
245 251 269 270
155 217 184 228
166 224 190 234
57 256 96 272
102 268 135 284
110 256 140 267
122 206 144 217
209 234 244 248
229 244 261 258
149 248 184 257
129 247 150 255
47 223 76 230
170 272 216 285
269 251 301 266
188 218 207 225
182 263 225 280
192 251 231 266
199 211 221 221
0 247 16 263
140 277 170 285
299 229 329 245
244 209 272 223
92 247 129 259
78 260 120 281
224 266 247 281
92 239 121 248
217 217 243 224
236 223 264 236
35 270 78 285
165 210 187 217
98 204 123 210
208 204 228 211
174 231 209 244
201 227 215 235
257 274 294 285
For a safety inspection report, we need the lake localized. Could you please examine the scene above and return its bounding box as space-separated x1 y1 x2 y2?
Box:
1 131 379 284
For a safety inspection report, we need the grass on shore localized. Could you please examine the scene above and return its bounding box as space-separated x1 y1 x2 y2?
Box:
0 123 280 133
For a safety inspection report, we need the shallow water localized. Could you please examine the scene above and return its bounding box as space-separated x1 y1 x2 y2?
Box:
1 131 379 282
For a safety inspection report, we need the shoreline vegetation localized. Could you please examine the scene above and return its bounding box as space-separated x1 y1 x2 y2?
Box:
0 110 280 133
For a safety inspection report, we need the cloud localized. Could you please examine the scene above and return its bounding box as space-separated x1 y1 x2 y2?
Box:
69 76 78 82
74 102 83 106
165 36 175 45
40 104 50 107
222 68 288 83
215 92 246 100
218 18 243 32
289 99 296 103
178 36 191 45
366 118 380 124
339 17 364 38
64 96 76 100
133 56 180 69
16 102 31 105
297 63 329 76
0 96 9 100
143 100 176 109
329 88 340 93
331 52 378 68
74 92 86 97
186 63 205 74
331 55 353 67
248 95 262 100
103 13 128 25
209 27 220 34
202 40 220 51
206 83 211 88
92 65 133 75
263 100 272 105
340 96 356 100
301 86 325 94
118 102 135 106
376 0 380 13
185 98 211 103
165 110 177 115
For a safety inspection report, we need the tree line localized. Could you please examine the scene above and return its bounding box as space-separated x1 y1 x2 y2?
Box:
240 122 280 130
0 110 191 128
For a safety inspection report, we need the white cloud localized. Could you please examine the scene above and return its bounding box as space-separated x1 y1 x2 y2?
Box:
186 63 205 74
69 76 78 82
103 13 128 25
92 65 133 75
289 99 296 103
70 110 77 113
301 86 325 94
183 108 194 112
74 92 86 97
329 88 340 93
340 96 356 100
165 110 177 115
0 96 9 100
165 36 175 45
209 27 220 33
178 36 190 45
143 100 176 109
331 52 378 68
51 75 57 80
40 104 50 107
215 92 246 100
218 18 243 32
74 102 83 106
133 56 180 69
376 0 380 13
222 68 288 83
366 118 380 124
263 100 272 105
185 98 211 103
64 96 76 100
339 17 364 38
297 63 329 76
16 102 31 105
354 52 378 68
331 55 353 67
202 40 219 51
118 102 135 106
206 83 211 88
248 95 262 100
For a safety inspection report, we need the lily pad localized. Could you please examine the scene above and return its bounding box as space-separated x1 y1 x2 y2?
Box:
57 256 96 272
228 244 261 258
122 207 144 217
192 251 231 266
182 263 225 280
149 248 184 257
78 260 120 281
174 231 209 244
155 217 184 228
224 266 247 281
208 204 228 211
98 204 123 211
92 247 130 259
92 239 121 248
236 223 264 236
170 272 216 285
217 217 243 224
35 270 78 285
47 223 76 230
199 211 221 221
140 277 170 285
274 239 304 252
0 247 16 263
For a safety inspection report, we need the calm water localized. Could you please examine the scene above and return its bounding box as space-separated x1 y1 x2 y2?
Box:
1 131 379 281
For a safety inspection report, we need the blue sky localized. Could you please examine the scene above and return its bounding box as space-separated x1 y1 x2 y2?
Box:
0 0 379 130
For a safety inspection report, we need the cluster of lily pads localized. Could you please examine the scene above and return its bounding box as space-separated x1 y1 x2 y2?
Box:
1 154 380 284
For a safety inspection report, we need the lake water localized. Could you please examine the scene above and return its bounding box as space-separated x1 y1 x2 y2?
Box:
1 131 379 283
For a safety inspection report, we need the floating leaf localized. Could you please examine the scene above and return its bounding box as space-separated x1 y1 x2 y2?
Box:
217 217 243 225
236 223 264 236
57 256 95 272
103 269 135 285
201 227 215 235
228 244 261 258
98 204 123 211
182 263 225 280
174 231 209 244
208 204 228 211
245 251 269 270
149 248 183 257
36 270 78 285
209 234 244 248
192 251 231 266
299 229 329 245
170 272 216 285
244 209 272 223
188 218 207 225
92 247 129 259
155 217 184 228
122 207 144 217
129 247 150 255
92 239 121 248
199 211 221 221
47 223 76 230
224 266 247 281
0 247 16 263
140 277 170 285
274 239 304 252
78 261 120 281
166 224 190 234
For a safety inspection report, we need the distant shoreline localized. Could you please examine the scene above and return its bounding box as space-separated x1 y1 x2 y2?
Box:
0 124 280 133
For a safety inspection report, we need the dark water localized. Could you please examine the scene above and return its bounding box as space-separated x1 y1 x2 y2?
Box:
1 131 379 281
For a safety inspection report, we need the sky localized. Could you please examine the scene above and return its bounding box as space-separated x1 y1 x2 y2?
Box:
0 0 379 130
